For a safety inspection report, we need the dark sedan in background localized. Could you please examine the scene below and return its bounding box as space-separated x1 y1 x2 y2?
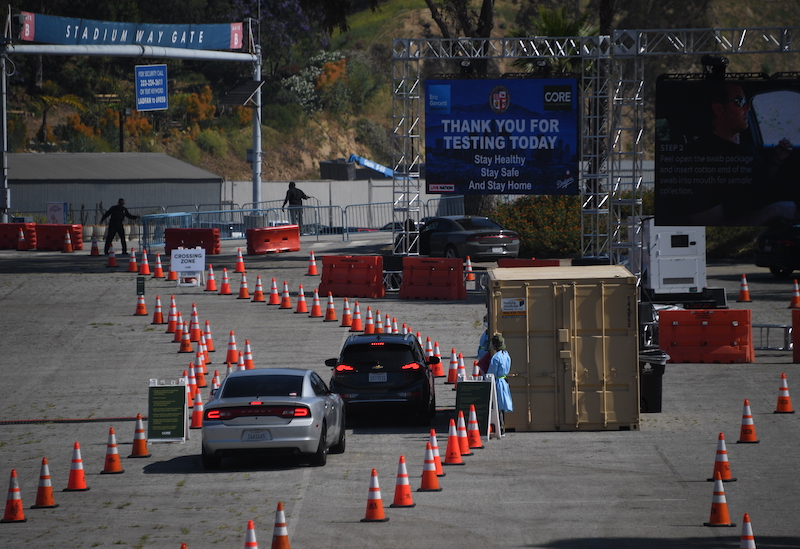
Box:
754 223 800 277
419 215 520 260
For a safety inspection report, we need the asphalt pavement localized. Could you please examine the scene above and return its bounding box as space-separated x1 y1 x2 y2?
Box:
0 235 798 548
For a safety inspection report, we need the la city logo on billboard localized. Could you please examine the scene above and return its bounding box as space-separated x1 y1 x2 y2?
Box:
489 85 510 114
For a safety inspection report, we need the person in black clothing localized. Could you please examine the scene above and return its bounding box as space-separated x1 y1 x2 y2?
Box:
101 198 139 255
282 181 309 230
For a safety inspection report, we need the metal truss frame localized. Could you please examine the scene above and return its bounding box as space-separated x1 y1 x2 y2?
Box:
392 27 800 263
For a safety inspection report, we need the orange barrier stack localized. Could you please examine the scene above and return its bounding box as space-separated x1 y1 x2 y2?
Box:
364 306 375 334
128 414 151 458
389 455 416 508
271 502 291 549
340 297 352 327
204 320 215 353
740 513 756 549
464 256 475 281
62 230 74 253
429 429 445 477
246 225 301 254
497 258 560 267
294 285 308 313
309 289 323 318
319 255 385 299
791 280 800 309
361 469 389 522
237 273 250 300
234 248 246 273
205 265 217 291
467 405 484 449
442 419 464 466
138 250 151 275
1 469 26 523
417 443 442 492
268 278 280 305
307 250 319 275
324 292 338 322
106 245 118 267
703 471 736 527
151 295 164 325
226 331 238 364
127 250 138 272
775 372 794 413
218 268 232 295
101 428 124 474
658 309 754 363
33 224 83 251
350 301 364 332
708 433 736 482
279 281 292 309
89 232 100 256
0 222 36 250
164 228 221 255
399 257 466 301
134 295 147 316
737 399 759 443
456 410 472 456
252 275 265 302
736 274 751 302
152 253 165 278
64 442 90 491
31 457 58 509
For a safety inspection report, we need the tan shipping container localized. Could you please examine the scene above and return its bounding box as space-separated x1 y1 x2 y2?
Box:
486 265 640 432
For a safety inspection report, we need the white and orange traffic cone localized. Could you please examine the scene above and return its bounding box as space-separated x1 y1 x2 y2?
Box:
244 519 258 548
294 285 308 313
234 247 246 273
308 289 323 318
279 281 292 309
62 230 74 253
464 255 475 281
138 249 151 275
456 410 473 456
190 392 204 429
166 296 178 333
252 275 265 302
389 455 416 508
204 320 215 353
218 268 232 295
189 304 202 342
442 419 464 466
350 301 364 332
134 295 147 316
237 273 250 300
186 365 198 403
271 502 291 549
340 297 352 327
775 372 795 413
173 315 184 343
740 513 756 548
361 469 389 522
467 404 484 449
375 311 383 334
106 245 118 267
243 340 255 370
453 352 467 389
152 253 165 278
128 413 151 458
179 325 194 354
194 353 208 388
268 277 280 305
166 261 177 281
703 471 736 527
16 228 27 251
472 359 482 379
424 337 433 359
708 433 736 482
31 457 58 509
64 442 90 491
429 429 445 477
127 249 138 272
101 427 124 474
737 399 759 443
237 350 246 372
226 331 238 365
151 295 164 325
446 348 459 383
306 250 319 276
324 292 338 322
199 335 210 368
417 443 442 492
790 280 800 309
89 231 99 256
1 469 26 523
205 264 217 291
364 306 375 334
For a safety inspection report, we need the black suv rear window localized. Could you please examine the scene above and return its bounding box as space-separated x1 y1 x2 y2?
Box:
340 343 417 371
222 375 303 398
454 217 502 230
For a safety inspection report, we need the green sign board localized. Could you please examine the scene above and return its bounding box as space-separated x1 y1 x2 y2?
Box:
148 383 187 442
455 380 493 436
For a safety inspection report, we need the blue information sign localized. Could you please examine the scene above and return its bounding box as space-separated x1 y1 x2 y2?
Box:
135 64 168 112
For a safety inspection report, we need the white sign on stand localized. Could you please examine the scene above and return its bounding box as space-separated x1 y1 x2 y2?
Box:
171 247 206 287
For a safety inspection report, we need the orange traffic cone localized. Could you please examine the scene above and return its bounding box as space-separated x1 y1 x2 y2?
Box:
138 249 151 275
101 427 124 474
226 331 238 364
464 255 475 281
708 433 736 482
271 501 291 549
268 277 280 305
219 268 232 295
172 315 184 343
389 455 416 508
127 249 138 272
204 320 215 353
151 295 164 324
237 273 250 300
199 335 210 368
306 250 319 276
350 301 364 332
790 280 800 308
16 228 27 251
279 281 292 309
187 365 198 403
31 457 58 509
179 326 194 354
703 471 736 527
106 245 118 267
417 443 442 492
442 419 464 466
740 513 756 548
183 370 193 408
364 306 375 334
446 349 459 383
391 317 399 334
467 405 484 449
89 232 99 256
453 353 467 389
424 337 433 358
205 264 217 291
375 311 383 334
456 411 473 456
775 372 795 413
243 340 255 369
294 285 308 313
237 350 246 372
134 295 147 316
736 399 759 443
340 297 352 327
429 429 445 476
152 253 165 278
433 341 442 363
244 519 258 548
1 469 26 523
62 230 74 253
324 292 338 322
361 469 389 522
252 275 265 302
308 289 323 318
64 442 90 491
195 353 208 388
128 414 151 458
190 392 204 429
166 296 178 333
234 247 246 273
166 263 177 281
472 360 482 379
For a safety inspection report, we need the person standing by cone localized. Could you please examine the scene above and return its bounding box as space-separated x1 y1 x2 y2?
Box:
101 199 139 255
487 333 513 435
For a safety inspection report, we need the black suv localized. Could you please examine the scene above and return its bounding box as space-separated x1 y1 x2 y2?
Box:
326 333 438 424
754 223 800 277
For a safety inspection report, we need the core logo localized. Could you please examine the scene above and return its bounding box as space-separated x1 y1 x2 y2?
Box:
489 85 510 114
543 85 572 111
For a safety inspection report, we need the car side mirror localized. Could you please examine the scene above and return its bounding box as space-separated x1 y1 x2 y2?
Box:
325 358 338 368
427 356 440 365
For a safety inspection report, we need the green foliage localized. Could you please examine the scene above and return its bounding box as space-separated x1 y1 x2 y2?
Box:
263 103 305 133
177 139 201 164
706 226 762 260
354 118 392 165
492 195 581 257
281 51 345 113
195 129 228 157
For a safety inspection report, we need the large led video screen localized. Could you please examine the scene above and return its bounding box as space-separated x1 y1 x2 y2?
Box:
655 76 800 226
424 78 579 196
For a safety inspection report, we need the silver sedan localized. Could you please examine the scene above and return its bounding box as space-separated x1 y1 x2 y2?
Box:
201 368 345 469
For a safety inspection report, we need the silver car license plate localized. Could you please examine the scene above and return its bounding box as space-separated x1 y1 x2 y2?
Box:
241 429 271 442
369 372 387 382
491 246 503 253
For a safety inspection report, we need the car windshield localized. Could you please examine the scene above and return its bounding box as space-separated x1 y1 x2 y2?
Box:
221 375 303 398
454 218 502 230
340 343 416 371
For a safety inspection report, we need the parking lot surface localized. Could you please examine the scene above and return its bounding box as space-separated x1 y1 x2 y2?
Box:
1 236 799 548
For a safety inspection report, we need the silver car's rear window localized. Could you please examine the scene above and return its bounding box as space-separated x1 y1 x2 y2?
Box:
222 375 303 398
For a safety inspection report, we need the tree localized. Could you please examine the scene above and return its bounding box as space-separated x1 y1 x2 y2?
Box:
34 94 86 143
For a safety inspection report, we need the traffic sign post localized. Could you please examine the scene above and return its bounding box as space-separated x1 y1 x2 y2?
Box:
135 64 168 112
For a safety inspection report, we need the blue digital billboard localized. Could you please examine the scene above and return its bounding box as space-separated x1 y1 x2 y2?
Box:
424 78 579 195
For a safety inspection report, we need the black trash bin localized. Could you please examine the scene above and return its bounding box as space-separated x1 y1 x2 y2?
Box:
639 350 668 413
